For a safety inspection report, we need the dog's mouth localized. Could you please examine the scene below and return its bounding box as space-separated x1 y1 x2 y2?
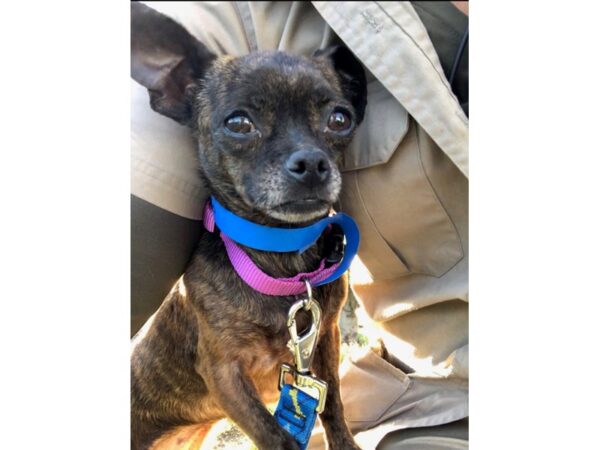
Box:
241 165 342 224
279 197 328 207
266 197 331 223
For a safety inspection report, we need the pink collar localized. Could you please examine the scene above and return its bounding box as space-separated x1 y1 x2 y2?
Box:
203 202 340 296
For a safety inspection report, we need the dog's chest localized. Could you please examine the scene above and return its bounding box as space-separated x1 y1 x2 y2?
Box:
230 307 316 401
246 343 293 403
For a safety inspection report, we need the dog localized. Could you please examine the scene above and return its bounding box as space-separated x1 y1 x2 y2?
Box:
131 3 367 449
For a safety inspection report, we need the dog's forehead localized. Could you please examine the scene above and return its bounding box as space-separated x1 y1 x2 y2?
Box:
210 51 342 102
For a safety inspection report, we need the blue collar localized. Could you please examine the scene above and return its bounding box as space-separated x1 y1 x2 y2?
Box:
210 196 360 287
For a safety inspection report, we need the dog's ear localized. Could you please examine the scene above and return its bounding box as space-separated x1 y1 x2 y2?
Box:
131 2 216 125
314 46 368 124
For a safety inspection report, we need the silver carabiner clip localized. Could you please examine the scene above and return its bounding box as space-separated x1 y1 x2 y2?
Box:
286 279 322 374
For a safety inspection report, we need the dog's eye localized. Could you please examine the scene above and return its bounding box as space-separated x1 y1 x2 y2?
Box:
224 114 255 135
327 109 352 133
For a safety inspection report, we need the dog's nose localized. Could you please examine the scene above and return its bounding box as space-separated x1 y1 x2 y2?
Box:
285 149 331 185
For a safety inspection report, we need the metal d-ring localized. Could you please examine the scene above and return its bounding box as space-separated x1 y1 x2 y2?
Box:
302 278 313 310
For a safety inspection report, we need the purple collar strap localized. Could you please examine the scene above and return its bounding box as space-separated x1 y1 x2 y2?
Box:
203 202 343 296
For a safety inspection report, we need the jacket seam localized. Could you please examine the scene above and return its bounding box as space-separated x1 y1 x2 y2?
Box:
353 171 413 276
233 1 258 52
415 124 465 278
373 1 459 104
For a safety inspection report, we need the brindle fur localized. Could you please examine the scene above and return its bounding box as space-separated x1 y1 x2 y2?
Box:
131 4 367 449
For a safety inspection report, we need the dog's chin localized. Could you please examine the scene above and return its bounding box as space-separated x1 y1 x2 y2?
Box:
265 199 332 224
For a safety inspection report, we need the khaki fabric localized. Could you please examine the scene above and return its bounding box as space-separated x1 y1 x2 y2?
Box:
131 1 468 448
313 2 468 176
131 79 206 220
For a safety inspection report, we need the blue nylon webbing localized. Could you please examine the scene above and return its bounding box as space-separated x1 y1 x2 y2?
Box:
274 384 320 450
210 196 360 286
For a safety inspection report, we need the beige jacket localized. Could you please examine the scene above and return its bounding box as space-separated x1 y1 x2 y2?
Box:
131 2 468 449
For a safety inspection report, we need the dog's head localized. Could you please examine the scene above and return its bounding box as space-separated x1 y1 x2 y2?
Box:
132 3 367 224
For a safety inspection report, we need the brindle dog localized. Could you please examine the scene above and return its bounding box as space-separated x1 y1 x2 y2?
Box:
131 3 367 449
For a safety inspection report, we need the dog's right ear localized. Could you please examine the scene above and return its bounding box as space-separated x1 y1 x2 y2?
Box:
131 2 216 125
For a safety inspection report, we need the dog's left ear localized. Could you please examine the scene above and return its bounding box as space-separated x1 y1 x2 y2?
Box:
131 2 216 125
314 46 368 124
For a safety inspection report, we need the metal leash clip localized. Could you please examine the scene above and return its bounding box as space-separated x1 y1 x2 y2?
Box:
278 279 328 413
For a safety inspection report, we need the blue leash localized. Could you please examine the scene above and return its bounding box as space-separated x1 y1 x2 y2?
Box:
273 286 329 449
274 384 320 450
